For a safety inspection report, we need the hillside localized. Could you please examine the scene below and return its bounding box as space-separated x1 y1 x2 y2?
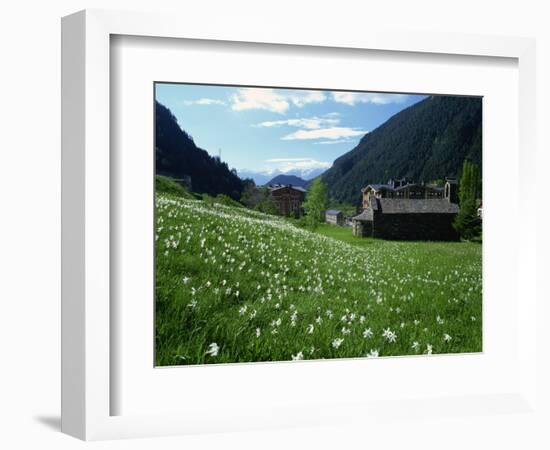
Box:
321 96 482 205
266 174 307 187
155 193 482 365
155 101 244 200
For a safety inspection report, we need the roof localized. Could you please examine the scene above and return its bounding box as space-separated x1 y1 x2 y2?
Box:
363 184 393 192
269 185 306 193
394 183 444 192
352 209 374 221
374 198 459 214
364 183 444 193
325 210 343 215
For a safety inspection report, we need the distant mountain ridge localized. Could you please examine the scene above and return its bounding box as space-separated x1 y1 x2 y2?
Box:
265 174 307 187
321 95 482 205
155 101 244 199
238 168 325 186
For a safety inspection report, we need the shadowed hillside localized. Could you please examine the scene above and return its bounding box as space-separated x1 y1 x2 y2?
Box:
321 96 482 205
155 101 244 200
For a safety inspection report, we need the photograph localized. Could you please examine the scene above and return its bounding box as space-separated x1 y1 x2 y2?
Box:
154 83 483 366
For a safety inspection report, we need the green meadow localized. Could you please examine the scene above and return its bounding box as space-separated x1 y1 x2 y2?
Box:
155 194 482 366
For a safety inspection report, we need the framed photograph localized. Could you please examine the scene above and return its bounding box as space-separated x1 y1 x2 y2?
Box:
61 9 538 441
153 82 482 367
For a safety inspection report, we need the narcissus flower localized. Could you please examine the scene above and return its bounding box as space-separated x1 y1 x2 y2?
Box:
206 342 219 357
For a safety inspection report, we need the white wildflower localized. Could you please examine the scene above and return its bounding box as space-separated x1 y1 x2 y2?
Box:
292 351 304 361
382 328 397 343
332 338 344 349
206 342 219 357
307 324 314 334
366 349 379 358
362 328 373 338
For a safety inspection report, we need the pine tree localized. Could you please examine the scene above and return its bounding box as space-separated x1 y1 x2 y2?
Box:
453 160 482 240
303 178 328 229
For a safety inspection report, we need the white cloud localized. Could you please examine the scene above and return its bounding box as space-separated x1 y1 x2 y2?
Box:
288 90 326 107
314 139 357 145
332 92 409 106
184 98 226 106
255 116 339 130
281 127 367 141
263 158 331 175
230 88 326 113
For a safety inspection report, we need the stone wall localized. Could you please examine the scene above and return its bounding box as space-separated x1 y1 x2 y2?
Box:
352 220 373 237
372 212 459 241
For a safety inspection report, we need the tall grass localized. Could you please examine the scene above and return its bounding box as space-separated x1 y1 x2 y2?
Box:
155 195 482 366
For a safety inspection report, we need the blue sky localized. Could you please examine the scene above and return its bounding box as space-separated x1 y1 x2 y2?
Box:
155 83 427 180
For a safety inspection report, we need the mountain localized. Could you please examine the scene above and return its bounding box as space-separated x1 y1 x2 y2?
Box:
321 95 482 205
265 174 307 187
236 170 274 186
238 168 325 186
155 101 244 199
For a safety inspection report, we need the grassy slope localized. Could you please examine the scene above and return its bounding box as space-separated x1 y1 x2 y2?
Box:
155 195 482 366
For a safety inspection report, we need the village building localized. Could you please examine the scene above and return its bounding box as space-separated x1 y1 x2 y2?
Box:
352 178 460 241
269 184 306 217
325 210 344 226
361 177 448 210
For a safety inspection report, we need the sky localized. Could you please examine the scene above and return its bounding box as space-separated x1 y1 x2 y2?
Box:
155 83 427 181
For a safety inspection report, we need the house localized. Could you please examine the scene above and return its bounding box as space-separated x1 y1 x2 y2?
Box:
269 184 306 217
352 178 460 241
361 178 448 210
325 210 344 226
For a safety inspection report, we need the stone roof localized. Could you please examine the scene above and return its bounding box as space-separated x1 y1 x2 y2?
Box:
365 184 393 191
352 209 374 221
364 183 444 192
325 210 343 216
374 198 459 214
394 183 444 192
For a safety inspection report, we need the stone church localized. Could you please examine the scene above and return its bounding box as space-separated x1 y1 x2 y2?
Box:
352 178 460 241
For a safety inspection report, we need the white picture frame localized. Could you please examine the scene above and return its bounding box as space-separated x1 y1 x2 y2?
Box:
61 9 538 441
